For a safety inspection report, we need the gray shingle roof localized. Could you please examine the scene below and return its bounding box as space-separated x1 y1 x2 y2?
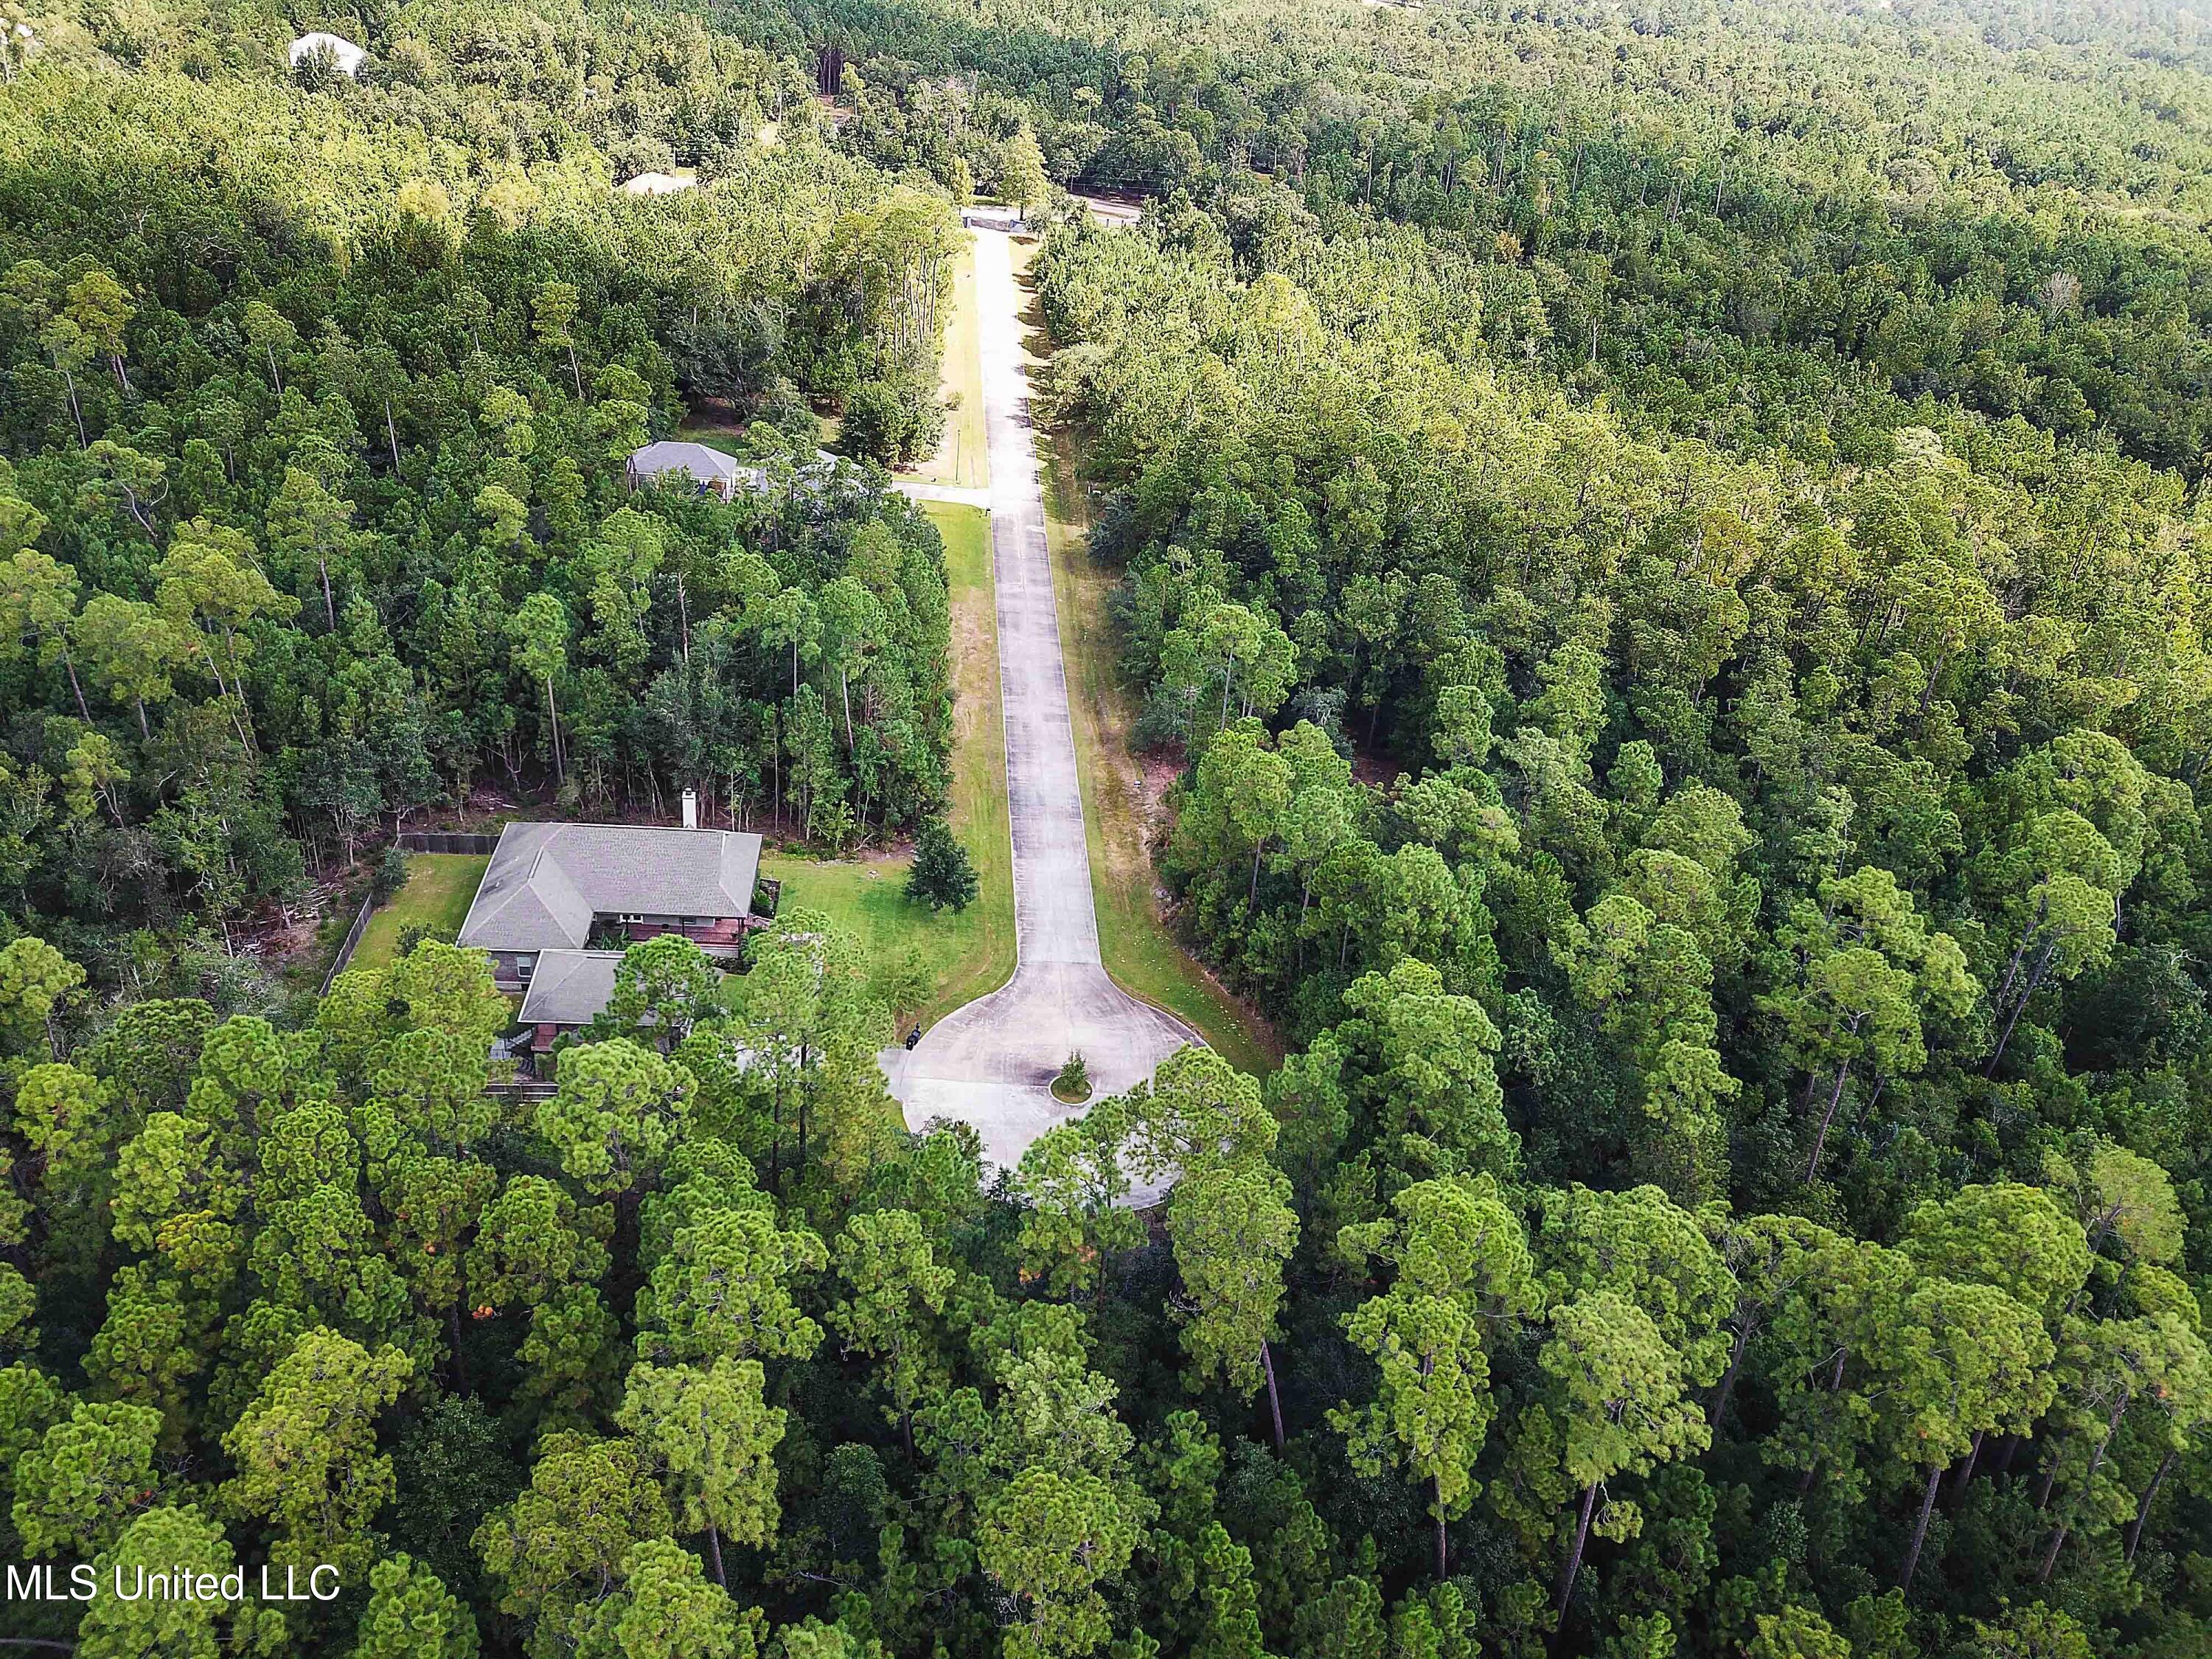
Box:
456 821 762 953
517 950 625 1027
626 441 766 493
467 845 593 950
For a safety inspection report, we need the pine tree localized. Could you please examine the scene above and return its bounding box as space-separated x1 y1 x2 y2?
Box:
906 817 979 913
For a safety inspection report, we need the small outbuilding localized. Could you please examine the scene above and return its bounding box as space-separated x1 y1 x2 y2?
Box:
619 171 697 196
624 441 765 502
288 31 366 76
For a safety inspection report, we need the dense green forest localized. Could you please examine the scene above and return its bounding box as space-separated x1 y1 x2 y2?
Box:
0 0 961 995
3 0 2212 1657
748 0 2212 470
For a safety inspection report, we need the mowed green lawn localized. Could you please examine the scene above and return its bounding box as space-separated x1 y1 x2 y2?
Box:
928 501 1016 1009
676 406 843 460
764 501 1015 1024
350 853 489 975
899 232 988 490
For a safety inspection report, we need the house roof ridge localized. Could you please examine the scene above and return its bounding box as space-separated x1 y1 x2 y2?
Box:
459 818 763 955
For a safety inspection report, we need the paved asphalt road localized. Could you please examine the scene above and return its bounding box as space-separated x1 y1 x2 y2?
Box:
880 215 1195 1183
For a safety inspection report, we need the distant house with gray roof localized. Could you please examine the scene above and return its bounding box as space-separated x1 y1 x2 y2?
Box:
624 441 765 502
457 819 765 998
625 440 861 507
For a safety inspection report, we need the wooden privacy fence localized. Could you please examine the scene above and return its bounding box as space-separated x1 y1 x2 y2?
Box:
320 891 376 995
320 832 498 992
486 1078 557 1105
398 831 501 854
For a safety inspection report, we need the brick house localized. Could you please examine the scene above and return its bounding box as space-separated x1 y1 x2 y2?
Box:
456 818 765 1000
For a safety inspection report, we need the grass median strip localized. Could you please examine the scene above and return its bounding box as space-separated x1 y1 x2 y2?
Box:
897 232 988 491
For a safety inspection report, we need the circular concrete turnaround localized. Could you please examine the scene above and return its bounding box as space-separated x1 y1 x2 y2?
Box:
880 214 1197 1180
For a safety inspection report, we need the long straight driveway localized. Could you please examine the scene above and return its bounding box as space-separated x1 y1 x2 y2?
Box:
883 215 1193 1174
